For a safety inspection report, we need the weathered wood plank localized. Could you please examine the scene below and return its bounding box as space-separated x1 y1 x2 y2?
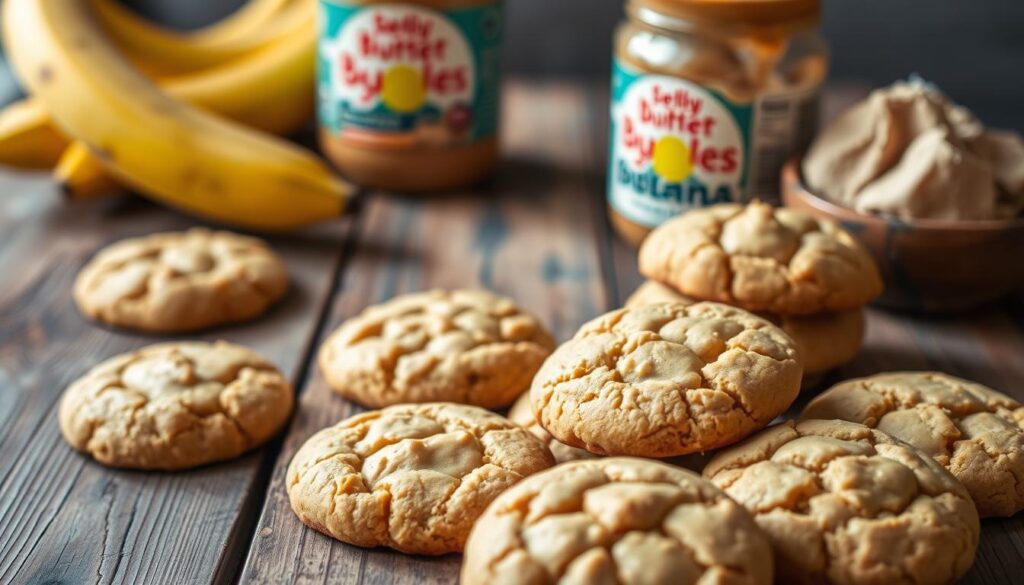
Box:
0 181 353 585
237 81 613 585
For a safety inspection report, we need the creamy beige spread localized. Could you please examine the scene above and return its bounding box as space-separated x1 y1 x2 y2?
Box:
803 78 1024 221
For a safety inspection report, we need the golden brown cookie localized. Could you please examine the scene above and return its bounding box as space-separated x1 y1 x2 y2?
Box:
704 419 980 585
624 279 696 308
73 228 288 333
508 391 597 464
461 457 773 585
638 202 882 315
286 403 554 555
778 310 865 378
318 289 555 408
59 341 293 470
531 302 802 458
625 280 865 376
802 371 1024 517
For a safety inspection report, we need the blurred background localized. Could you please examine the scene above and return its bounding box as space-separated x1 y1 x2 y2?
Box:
1 0 1020 128
142 0 1024 128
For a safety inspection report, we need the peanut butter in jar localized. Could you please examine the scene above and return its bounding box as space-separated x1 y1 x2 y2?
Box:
608 0 829 245
318 0 503 192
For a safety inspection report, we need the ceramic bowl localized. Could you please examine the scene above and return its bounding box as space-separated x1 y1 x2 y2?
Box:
781 159 1024 312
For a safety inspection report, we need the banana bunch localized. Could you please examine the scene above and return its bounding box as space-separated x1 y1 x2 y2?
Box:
1 0 349 230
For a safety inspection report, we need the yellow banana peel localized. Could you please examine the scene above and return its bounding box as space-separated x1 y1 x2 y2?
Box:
91 0 308 76
55 141 124 200
0 99 68 169
4 0 347 230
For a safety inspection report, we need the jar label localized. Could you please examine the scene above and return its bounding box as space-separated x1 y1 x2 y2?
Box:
318 1 502 148
608 59 753 228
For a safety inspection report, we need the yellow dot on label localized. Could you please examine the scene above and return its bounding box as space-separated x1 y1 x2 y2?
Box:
381 65 426 113
652 136 693 182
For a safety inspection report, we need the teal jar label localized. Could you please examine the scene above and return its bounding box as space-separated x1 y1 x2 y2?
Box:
318 1 502 147
608 58 753 228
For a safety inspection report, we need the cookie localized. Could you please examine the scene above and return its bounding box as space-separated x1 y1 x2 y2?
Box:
624 279 695 308
286 403 555 555
530 302 802 458
638 201 882 315
461 457 773 585
778 309 864 378
704 419 979 585
318 289 555 408
802 371 1024 517
508 391 597 464
59 341 293 470
73 228 288 333
625 280 865 376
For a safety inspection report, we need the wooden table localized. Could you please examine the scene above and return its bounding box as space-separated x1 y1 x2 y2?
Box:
1 81 1022 585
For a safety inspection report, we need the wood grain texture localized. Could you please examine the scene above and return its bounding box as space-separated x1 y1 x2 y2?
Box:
0 180 354 585
237 81 613 584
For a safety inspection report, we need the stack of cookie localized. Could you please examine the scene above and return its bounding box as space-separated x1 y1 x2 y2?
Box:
632 201 884 385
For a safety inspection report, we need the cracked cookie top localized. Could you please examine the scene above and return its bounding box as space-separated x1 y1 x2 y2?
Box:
509 391 598 464
461 457 773 585
73 228 288 333
286 403 555 555
703 419 980 585
318 289 555 408
530 302 802 458
625 280 865 376
638 202 882 315
802 371 1024 517
59 341 293 470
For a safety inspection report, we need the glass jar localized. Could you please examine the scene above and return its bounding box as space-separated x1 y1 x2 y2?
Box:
317 0 503 192
607 0 828 245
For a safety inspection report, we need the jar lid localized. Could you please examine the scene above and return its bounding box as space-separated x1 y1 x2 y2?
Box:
631 0 820 28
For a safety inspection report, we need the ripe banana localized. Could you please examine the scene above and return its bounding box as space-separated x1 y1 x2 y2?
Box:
58 17 317 198
4 0 348 230
180 0 296 44
0 99 67 168
92 0 311 76
163 13 316 136
0 14 316 172
55 142 123 200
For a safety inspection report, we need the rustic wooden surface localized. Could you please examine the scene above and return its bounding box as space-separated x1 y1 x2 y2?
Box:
0 81 1022 585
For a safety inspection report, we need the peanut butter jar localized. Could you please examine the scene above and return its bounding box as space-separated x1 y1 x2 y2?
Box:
318 0 502 192
608 0 828 245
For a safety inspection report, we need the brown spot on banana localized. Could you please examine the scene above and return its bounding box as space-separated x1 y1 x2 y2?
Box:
37 65 54 84
84 142 115 162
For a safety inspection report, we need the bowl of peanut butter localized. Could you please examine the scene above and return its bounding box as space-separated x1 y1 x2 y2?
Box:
783 78 1024 312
